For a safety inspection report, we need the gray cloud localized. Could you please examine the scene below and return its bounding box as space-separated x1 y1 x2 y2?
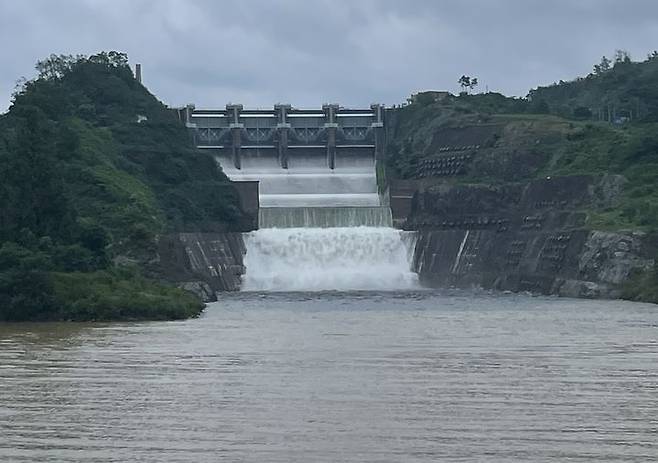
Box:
1 0 657 111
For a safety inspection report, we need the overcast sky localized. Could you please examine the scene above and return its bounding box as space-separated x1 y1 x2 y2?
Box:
1 0 657 111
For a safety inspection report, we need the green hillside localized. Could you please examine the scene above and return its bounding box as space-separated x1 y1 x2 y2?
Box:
530 51 658 122
388 54 658 230
0 52 248 321
386 52 658 302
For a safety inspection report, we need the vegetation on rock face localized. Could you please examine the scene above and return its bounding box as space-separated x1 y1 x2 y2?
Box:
388 52 658 231
623 265 658 305
529 50 658 122
387 52 658 303
0 52 246 321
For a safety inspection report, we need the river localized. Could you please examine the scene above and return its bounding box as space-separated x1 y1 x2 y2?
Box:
1 290 657 462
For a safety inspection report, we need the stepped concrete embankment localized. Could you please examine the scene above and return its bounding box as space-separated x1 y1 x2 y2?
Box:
391 175 656 298
159 233 246 300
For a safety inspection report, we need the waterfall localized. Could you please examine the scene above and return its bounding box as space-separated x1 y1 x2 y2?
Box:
216 153 379 207
259 206 393 228
216 150 419 292
242 227 418 291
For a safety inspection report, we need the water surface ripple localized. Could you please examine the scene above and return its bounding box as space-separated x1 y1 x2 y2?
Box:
1 291 657 462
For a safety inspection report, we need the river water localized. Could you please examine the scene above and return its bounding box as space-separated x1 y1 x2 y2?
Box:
1 290 657 462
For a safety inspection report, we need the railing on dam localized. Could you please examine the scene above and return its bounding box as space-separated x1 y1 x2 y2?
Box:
176 104 385 170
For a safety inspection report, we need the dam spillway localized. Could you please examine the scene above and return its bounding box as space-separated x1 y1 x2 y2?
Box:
241 227 417 291
259 206 393 228
180 103 385 207
216 153 381 207
183 103 418 291
240 211 418 292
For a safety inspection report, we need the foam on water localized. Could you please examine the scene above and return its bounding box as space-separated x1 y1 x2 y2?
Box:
242 227 418 292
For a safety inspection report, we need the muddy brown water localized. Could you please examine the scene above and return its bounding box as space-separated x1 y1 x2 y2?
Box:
1 290 657 462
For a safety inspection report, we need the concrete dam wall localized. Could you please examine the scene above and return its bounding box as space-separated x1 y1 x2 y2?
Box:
162 175 654 300
179 103 386 208
164 105 655 302
413 228 653 298
164 103 417 297
158 232 246 299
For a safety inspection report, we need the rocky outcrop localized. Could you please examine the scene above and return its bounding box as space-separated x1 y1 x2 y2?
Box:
158 232 246 300
402 175 656 299
559 231 654 298
400 175 596 230
178 281 217 302
413 228 654 298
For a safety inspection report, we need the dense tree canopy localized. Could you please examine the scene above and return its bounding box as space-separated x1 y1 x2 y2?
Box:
0 52 246 321
528 51 658 121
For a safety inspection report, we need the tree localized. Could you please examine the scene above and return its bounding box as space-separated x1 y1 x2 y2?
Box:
35 54 76 80
458 75 478 94
469 77 479 92
593 55 611 75
531 98 550 114
614 49 632 65
1 107 76 242
458 75 471 93
574 106 593 119
0 242 56 321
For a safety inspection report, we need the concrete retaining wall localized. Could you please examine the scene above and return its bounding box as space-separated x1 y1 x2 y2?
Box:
400 175 655 298
158 232 246 300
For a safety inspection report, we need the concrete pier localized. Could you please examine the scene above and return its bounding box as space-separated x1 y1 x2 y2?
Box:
227 104 243 169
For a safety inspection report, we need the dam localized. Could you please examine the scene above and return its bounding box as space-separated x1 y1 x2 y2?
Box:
179 104 417 291
179 103 385 208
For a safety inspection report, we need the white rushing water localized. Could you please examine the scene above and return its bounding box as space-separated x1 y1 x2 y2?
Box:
216 152 379 207
259 206 393 228
217 150 419 291
242 227 418 291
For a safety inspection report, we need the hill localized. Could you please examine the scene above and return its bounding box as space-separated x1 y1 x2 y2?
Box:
385 52 658 303
0 52 250 321
529 51 658 122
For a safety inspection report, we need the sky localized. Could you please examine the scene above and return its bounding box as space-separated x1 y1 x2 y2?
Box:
1 0 657 111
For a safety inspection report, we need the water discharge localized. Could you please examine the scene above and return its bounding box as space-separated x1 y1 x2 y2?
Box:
216 150 418 291
216 152 379 207
259 206 393 228
242 227 418 291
